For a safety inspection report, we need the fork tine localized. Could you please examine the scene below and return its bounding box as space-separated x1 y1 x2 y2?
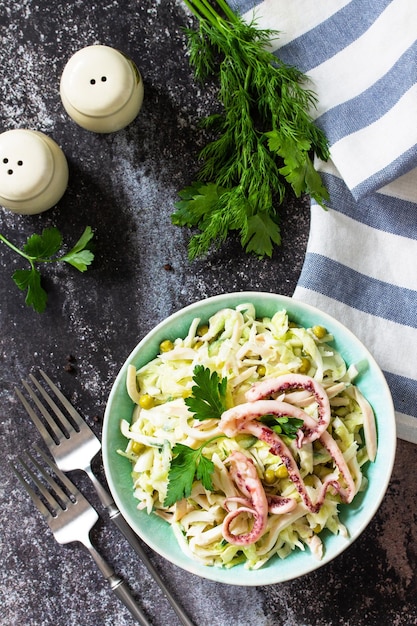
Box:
11 445 74 517
39 369 86 430
32 444 81 498
27 374 76 434
11 459 51 520
12 447 82 515
29 447 73 506
25 454 68 512
15 386 58 449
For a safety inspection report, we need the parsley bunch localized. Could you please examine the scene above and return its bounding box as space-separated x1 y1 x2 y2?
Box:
0 226 94 313
172 0 330 258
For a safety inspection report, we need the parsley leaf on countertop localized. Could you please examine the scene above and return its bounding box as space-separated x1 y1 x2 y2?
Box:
0 226 94 313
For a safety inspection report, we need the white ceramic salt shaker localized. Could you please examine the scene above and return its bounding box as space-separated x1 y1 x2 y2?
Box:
60 45 144 133
0 129 69 215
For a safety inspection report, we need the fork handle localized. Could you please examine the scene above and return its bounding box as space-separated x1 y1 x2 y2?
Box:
109 505 196 626
84 466 195 626
87 541 151 626
110 576 151 626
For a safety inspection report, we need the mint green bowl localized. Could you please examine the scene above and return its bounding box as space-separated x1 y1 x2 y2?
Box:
102 292 396 585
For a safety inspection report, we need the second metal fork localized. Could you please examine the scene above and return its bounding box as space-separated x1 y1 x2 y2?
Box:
15 370 194 626
11 446 151 625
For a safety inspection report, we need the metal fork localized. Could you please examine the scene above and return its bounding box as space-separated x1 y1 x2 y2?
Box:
11 446 151 625
15 370 194 626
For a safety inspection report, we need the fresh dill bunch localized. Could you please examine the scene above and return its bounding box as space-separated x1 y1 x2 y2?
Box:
172 0 330 259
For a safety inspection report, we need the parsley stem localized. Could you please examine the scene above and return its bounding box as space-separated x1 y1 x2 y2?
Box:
0 233 57 264
200 433 226 450
0 233 33 262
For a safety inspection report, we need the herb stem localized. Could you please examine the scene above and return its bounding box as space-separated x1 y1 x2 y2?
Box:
184 0 238 29
0 234 33 261
212 0 238 23
183 0 221 28
244 64 252 93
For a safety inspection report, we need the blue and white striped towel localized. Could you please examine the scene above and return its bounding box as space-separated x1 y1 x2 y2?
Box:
230 0 417 443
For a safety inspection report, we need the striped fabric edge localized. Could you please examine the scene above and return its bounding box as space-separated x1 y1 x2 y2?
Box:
328 84 417 195
296 252 417 329
305 209 417 291
293 286 417 440
383 371 417 423
392 411 417 445
351 145 417 201
316 161 417 239
315 42 417 146
264 0 395 74
378 166 417 203
234 0 417 198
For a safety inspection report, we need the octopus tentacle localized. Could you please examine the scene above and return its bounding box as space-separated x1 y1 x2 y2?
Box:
219 399 308 438
319 430 356 503
245 374 331 443
222 451 268 545
242 419 340 513
225 493 297 515
220 400 354 512
224 496 252 510
267 495 297 514
222 507 259 545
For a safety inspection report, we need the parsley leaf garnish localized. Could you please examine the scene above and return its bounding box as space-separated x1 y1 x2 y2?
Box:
259 414 304 440
164 365 228 506
164 440 217 507
172 0 330 259
0 226 94 312
185 364 228 421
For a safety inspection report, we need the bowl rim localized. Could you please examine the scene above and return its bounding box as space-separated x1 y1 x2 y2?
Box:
102 291 397 585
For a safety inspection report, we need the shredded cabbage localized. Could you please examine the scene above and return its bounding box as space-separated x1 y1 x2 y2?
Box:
119 304 377 569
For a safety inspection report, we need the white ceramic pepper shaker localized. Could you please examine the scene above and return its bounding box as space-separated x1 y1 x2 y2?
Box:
60 45 144 133
0 129 69 215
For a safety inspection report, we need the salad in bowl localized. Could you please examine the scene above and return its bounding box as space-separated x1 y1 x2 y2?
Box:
103 292 396 585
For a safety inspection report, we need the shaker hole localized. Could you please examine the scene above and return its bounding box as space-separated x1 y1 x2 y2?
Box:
90 78 96 85
3 158 8 163
17 160 23 166
7 169 13 175
101 76 107 82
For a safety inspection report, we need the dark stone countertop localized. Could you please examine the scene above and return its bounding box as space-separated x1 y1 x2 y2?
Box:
1 2 416 625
